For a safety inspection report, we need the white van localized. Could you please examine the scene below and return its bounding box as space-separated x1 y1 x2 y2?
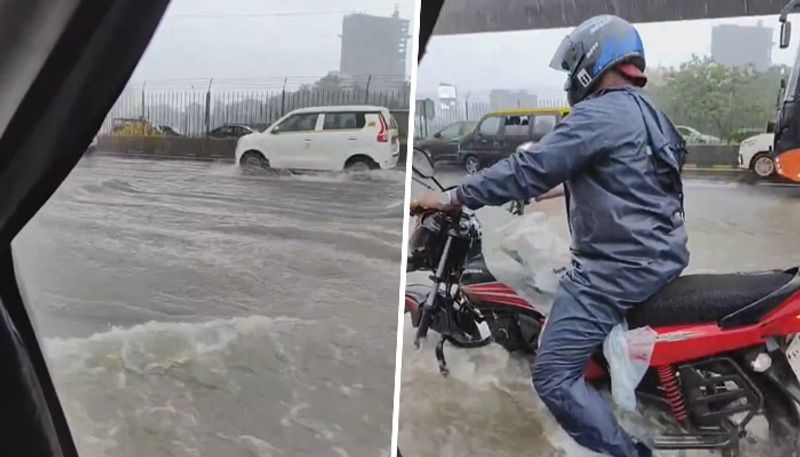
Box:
235 105 400 172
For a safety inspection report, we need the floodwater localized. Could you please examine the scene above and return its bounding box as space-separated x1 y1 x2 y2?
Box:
12 156 406 457
399 170 800 457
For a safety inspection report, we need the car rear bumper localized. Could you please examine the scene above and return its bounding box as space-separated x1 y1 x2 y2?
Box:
381 153 400 169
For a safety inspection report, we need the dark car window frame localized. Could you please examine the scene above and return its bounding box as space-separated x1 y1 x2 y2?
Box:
438 123 463 139
478 115 503 137
459 121 476 136
276 113 319 133
322 112 367 131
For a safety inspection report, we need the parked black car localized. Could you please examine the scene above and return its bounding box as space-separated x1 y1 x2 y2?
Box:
156 124 182 136
457 107 570 174
415 121 477 165
209 124 255 139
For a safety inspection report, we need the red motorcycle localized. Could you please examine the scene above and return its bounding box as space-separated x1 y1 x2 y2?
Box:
405 148 800 456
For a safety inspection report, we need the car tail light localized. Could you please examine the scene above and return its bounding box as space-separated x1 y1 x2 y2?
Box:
377 115 388 143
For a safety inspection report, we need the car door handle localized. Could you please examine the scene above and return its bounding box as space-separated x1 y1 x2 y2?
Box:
304 139 312 142
348 138 358 141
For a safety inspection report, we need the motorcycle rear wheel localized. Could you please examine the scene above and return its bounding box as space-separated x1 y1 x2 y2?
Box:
750 374 800 456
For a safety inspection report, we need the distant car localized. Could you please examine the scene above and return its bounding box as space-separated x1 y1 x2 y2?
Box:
729 127 765 145
675 125 723 145
415 121 477 165
156 125 181 136
457 107 570 174
738 133 775 178
111 118 162 136
209 124 255 139
234 105 400 172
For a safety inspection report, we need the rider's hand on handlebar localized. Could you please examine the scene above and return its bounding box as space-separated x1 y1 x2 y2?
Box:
410 191 462 216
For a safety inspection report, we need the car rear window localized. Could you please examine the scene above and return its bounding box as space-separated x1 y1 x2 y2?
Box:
323 112 366 130
502 115 531 137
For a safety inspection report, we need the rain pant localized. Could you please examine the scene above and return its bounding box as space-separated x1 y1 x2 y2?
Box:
455 87 690 457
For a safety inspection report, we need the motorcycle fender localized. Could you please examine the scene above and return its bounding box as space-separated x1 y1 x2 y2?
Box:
405 284 431 327
764 351 800 406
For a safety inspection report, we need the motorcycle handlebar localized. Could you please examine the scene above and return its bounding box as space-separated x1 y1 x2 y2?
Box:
409 205 462 218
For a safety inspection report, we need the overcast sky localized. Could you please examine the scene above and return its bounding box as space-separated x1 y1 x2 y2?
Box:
418 15 800 98
129 2 800 98
130 0 415 83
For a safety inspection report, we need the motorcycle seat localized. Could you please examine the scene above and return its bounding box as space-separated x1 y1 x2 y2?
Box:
627 268 800 329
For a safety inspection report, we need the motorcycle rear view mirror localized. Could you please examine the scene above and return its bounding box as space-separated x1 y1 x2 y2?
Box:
412 148 435 178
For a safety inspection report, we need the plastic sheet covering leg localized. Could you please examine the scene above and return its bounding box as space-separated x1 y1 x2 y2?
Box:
603 321 657 412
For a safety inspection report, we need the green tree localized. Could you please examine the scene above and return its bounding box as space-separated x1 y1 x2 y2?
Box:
646 56 784 141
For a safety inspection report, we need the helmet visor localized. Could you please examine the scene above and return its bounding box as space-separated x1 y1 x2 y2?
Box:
549 35 579 73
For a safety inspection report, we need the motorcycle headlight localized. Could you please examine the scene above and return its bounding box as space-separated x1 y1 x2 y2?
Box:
407 213 447 272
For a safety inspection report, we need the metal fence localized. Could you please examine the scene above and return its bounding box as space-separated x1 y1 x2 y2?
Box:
101 76 411 137
414 95 773 145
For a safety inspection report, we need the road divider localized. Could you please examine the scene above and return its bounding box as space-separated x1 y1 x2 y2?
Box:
96 135 408 169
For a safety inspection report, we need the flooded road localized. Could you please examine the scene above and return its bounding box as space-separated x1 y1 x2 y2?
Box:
399 170 800 457
12 156 406 457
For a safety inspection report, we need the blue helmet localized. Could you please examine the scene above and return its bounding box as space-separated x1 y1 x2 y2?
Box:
549 15 647 106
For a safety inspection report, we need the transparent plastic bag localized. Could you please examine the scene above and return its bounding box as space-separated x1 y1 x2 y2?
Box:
483 212 570 315
602 321 657 412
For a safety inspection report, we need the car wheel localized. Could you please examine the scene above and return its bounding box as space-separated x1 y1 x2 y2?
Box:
345 158 377 172
464 155 481 175
240 150 269 169
751 153 775 178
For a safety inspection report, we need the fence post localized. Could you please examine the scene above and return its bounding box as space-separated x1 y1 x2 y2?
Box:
141 81 147 135
204 78 213 139
728 84 736 141
280 78 288 117
422 100 428 138
364 75 372 104
465 91 471 120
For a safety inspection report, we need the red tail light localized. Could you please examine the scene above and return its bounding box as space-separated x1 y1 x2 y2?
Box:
377 115 388 143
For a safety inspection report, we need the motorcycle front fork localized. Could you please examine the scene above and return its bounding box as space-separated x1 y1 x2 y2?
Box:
434 333 493 377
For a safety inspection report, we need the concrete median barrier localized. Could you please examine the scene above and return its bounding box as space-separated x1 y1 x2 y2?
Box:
95 137 734 172
97 136 237 162
96 135 408 169
685 144 739 168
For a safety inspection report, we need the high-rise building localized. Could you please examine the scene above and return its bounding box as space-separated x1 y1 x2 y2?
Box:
339 10 409 82
489 89 538 110
711 22 773 71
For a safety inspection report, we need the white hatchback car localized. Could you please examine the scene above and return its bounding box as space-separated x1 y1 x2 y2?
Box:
738 133 775 178
235 105 400 172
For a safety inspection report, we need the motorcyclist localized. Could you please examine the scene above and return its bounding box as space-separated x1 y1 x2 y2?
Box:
411 15 689 457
